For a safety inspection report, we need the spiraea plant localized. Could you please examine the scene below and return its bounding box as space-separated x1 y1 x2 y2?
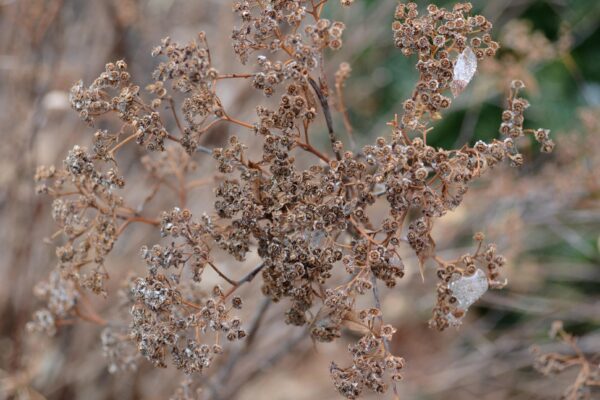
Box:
31 1 554 398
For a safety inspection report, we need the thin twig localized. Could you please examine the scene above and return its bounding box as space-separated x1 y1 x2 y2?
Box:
308 76 342 161
167 97 185 137
294 139 330 163
209 298 273 395
116 216 160 236
108 132 137 157
217 73 254 79
245 298 271 348
219 329 308 400
237 262 266 285
208 261 238 287
335 79 356 150
370 274 399 397
197 145 214 155
223 263 266 299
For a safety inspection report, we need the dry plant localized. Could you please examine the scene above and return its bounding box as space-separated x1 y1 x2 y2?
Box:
28 1 555 398
532 321 600 400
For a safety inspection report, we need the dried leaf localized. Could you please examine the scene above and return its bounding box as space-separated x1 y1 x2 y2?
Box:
445 268 489 327
451 47 477 97
448 268 488 310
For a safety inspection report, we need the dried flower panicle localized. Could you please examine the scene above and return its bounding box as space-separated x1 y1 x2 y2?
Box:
150 33 228 154
330 313 404 399
31 144 132 328
130 273 245 372
133 207 247 372
69 60 132 124
31 1 555 397
70 60 169 151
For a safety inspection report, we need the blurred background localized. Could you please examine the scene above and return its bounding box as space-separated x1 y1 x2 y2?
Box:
0 0 599 399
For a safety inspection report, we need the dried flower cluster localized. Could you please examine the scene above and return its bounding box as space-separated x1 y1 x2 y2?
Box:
392 2 498 122
330 311 404 398
31 1 554 398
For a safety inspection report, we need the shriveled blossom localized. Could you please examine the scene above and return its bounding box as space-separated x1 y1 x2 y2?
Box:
31 2 554 398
